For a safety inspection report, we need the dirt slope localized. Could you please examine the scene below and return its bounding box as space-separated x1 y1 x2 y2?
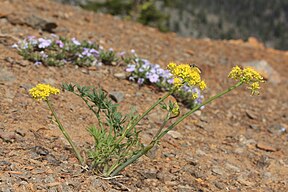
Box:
0 0 287 191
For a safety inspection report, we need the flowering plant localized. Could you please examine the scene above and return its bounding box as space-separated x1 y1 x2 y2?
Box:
126 58 205 108
29 84 84 164
12 35 120 67
14 36 205 108
29 63 264 177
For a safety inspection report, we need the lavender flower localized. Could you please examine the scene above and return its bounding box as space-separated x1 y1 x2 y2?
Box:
126 64 136 72
141 59 150 65
27 36 38 46
146 73 159 83
191 87 201 95
162 70 173 80
194 95 204 108
181 84 192 92
78 48 99 59
118 51 126 57
167 78 174 84
27 36 36 39
129 76 135 81
137 78 145 85
139 65 149 72
38 38 51 48
138 59 150 72
89 48 99 57
40 51 48 59
82 48 92 57
18 41 29 49
50 34 58 38
11 43 18 49
34 61 42 65
71 37 81 46
56 40 64 48
38 38 52 48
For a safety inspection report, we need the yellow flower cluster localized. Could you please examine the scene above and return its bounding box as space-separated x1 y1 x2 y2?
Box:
29 84 60 101
167 62 206 90
228 66 264 95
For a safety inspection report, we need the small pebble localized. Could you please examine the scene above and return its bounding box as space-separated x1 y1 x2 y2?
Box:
113 73 126 79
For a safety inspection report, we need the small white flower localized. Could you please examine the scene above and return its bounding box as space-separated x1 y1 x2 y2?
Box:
11 43 18 49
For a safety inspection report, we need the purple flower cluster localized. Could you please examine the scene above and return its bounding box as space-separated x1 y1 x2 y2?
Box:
12 36 52 50
13 35 204 108
56 40 64 48
126 52 204 107
12 35 112 67
180 84 204 106
71 37 81 46
79 48 99 58
38 38 52 48
126 58 173 86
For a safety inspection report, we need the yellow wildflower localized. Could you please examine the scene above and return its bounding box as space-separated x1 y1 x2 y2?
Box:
173 77 183 88
29 84 60 101
171 102 180 116
248 82 261 95
167 62 206 90
228 66 264 95
198 81 207 90
242 67 263 83
228 66 242 80
167 62 177 70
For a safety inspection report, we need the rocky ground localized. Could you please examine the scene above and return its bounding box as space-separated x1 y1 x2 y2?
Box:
0 0 288 191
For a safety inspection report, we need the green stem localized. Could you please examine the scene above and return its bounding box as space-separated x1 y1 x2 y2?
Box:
108 90 173 158
110 81 243 176
152 112 171 142
105 162 120 177
109 91 174 177
130 90 173 130
110 142 155 177
156 81 243 140
46 99 84 165
76 93 104 130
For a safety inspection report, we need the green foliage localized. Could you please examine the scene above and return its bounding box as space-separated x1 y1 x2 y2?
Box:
31 64 262 176
81 0 133 15
99 49 118 65
137 1 169 32
62 83 143 175
16 36 102 67
81 0 169 32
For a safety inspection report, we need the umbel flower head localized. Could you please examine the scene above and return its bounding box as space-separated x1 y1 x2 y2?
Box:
228 66 264 95
29 84 60 101
167 62 206 90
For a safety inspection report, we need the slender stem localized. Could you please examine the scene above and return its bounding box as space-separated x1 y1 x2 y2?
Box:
76 93 104 130
110 81 243 176
130 90 173 130
152 112 171 142
110 142 155 177
106 162 120 177
156 81 243 140
46 99 84 165
109 92 174 177
109 91 173 175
